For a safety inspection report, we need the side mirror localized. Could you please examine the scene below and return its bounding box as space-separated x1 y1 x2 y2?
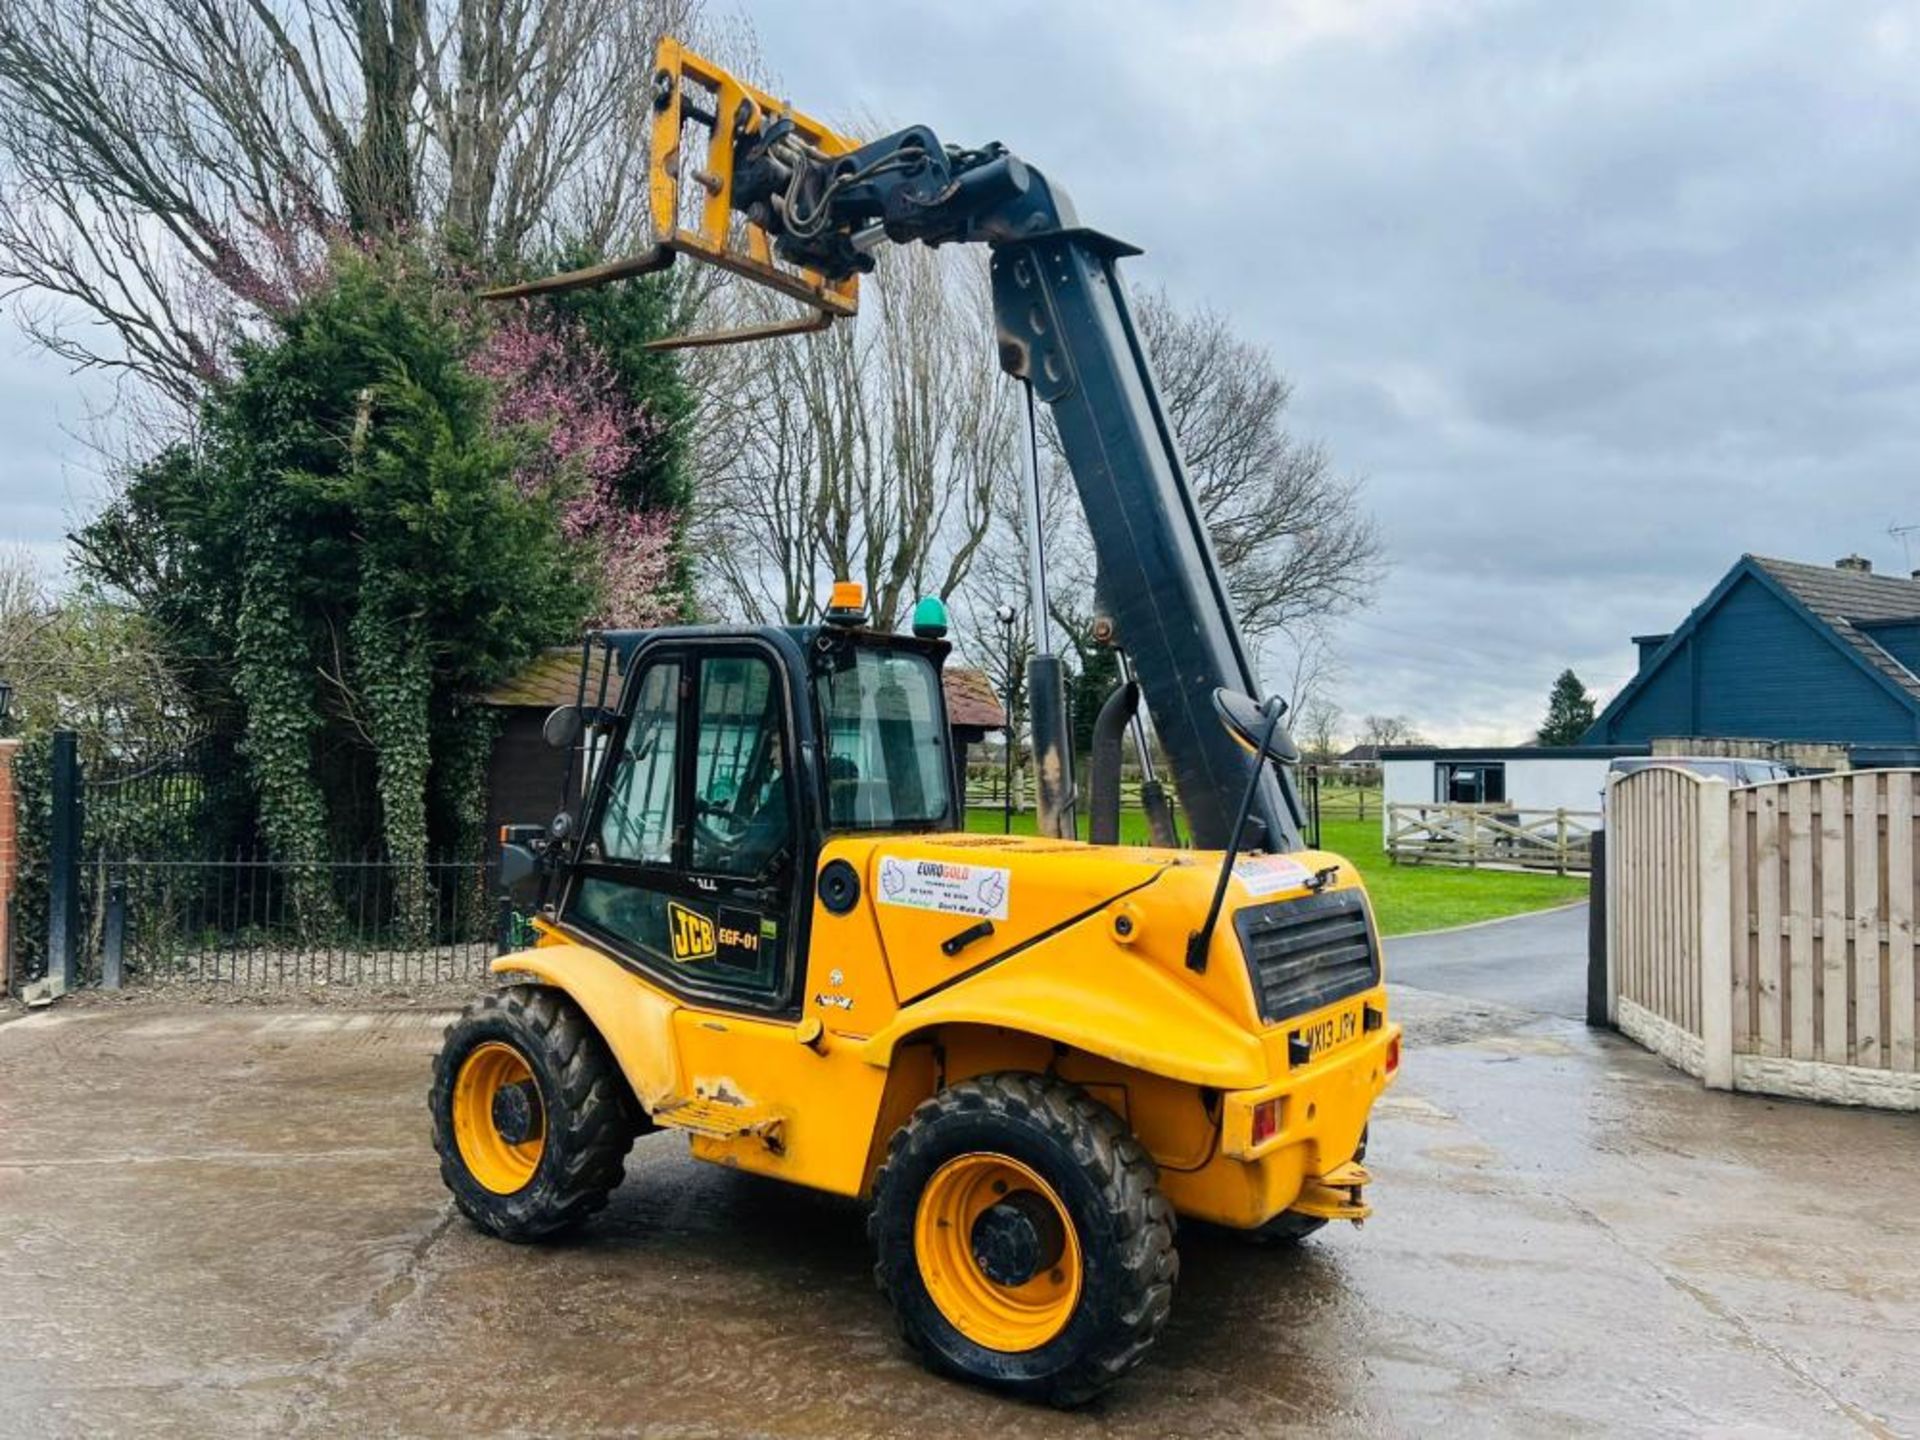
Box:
1212 689 1301 766
542 704 582 749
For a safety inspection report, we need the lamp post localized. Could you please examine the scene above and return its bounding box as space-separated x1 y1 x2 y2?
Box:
995 603 1017 834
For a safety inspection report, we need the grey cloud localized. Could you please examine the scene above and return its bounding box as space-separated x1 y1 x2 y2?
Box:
748 0 1920 741
9 1 1918 743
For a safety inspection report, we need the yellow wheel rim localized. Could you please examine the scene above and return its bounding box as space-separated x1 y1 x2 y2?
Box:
914 1153 1083 1352
451 1041 546 1194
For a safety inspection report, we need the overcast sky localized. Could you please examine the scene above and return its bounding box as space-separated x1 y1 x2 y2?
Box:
748 0 1920 742
5 1 1918 744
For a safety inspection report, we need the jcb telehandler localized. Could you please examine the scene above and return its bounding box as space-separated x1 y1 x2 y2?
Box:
431 38 1400 1404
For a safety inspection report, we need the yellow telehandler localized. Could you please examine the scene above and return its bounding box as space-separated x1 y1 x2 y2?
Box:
431 38 1399 1404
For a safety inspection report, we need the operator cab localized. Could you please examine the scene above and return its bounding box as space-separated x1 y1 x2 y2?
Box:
535 585 959 1017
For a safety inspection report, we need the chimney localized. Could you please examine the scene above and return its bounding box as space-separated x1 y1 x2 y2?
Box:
1835 554 1872 574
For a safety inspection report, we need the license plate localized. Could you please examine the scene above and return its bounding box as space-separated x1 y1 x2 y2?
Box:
1291 1005 1359 1060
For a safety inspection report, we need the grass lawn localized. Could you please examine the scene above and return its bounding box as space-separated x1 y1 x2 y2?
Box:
1313 816 1587 937
962 805 1587 937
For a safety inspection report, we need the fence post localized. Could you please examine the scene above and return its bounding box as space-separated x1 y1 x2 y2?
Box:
1698 779 1734 1090
102 878 126 990
44 729 80 996
1586 830 1610 1028
1604 775 1620 1026
1555 808 1568 875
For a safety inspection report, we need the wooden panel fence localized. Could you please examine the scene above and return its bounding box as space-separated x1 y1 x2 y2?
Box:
1607 767 1920 1109
1386 802 1597 873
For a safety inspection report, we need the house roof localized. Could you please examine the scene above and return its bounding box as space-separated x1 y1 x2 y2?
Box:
1587 555 1920 741
484 647 1007 731
1748 556 1920 707
484 648 598 709
1337 744 1380 764
941 667 1008 731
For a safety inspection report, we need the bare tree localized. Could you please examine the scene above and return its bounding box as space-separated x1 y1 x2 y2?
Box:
1274 617 1341 723
1360 714 1427 749
1296 698 1345 765
0 547 191 746
0 545 52 677
0 0 696 404
1132 287 1382 641
687 246 1016 632
952 284 1381 723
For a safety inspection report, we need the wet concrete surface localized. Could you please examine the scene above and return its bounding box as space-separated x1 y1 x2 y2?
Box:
3 971 1918 1437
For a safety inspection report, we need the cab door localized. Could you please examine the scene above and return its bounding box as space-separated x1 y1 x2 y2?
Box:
680 647 801 1003
563 641 804 1015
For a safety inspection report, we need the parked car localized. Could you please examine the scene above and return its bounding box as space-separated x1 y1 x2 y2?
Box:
1606 756 1794 787
1598 756 1794 825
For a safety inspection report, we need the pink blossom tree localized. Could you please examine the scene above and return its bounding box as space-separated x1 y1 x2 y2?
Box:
470 308 682 629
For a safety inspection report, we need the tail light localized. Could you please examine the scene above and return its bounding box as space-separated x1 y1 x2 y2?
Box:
1386 1033 1401 1075
1251 1098 1281 1145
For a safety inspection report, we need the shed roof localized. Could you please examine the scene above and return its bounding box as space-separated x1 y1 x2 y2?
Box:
484 647 1007 731
941 666 1008 731
484 649 594 709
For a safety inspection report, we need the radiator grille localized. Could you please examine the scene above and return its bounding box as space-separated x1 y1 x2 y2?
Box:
1234 888 1378 1025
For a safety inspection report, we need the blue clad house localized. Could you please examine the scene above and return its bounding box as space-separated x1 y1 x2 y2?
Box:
1583 555 1920 765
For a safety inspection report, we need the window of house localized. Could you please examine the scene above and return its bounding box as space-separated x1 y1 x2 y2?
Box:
1437 761 1506 804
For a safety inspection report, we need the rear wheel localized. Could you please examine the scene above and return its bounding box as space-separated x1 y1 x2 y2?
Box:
430 985 639 1241
869 1073 1177 1406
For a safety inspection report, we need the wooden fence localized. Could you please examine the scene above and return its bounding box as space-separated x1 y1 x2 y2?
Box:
1386 802 1598 873
1607 767 1920 1109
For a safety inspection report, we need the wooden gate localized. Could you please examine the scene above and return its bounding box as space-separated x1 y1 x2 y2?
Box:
1607 767 1919 1109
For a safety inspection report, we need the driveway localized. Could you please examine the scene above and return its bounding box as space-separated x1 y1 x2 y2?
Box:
2 973 1917 1437
1387 901 1590 1019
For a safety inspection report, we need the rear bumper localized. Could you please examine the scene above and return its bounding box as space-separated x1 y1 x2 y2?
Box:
1159 1010 1400 1229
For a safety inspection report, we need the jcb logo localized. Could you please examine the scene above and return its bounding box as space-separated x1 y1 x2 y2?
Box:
668 902 716 963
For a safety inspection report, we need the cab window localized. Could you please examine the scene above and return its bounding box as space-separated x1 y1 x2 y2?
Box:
814 647 951 828
692 654 790 879
594 660 680 864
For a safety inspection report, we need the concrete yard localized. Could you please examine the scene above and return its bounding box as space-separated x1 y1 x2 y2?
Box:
3 909 1918 1438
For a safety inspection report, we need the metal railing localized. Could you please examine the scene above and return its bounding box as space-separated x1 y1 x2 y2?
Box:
89 852 504 986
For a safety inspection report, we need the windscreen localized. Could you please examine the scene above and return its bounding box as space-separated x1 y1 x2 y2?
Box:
813 647 951 829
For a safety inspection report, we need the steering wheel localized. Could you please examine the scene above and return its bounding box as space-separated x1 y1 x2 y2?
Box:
694 796 751 859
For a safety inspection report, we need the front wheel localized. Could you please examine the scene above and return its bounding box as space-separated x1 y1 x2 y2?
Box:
429 985 639 1241
868 1073 1177 1406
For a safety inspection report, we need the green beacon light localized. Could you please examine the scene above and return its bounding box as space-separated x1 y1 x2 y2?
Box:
910 595 949 639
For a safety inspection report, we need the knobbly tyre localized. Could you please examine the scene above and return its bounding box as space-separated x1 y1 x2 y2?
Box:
431 37 1401 1405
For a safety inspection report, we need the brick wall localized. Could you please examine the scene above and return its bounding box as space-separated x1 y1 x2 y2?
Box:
0 738 17 983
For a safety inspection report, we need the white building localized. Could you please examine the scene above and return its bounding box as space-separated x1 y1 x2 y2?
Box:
1378 744 1648 835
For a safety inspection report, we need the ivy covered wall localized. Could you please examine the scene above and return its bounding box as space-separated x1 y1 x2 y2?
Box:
66 245 691 893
